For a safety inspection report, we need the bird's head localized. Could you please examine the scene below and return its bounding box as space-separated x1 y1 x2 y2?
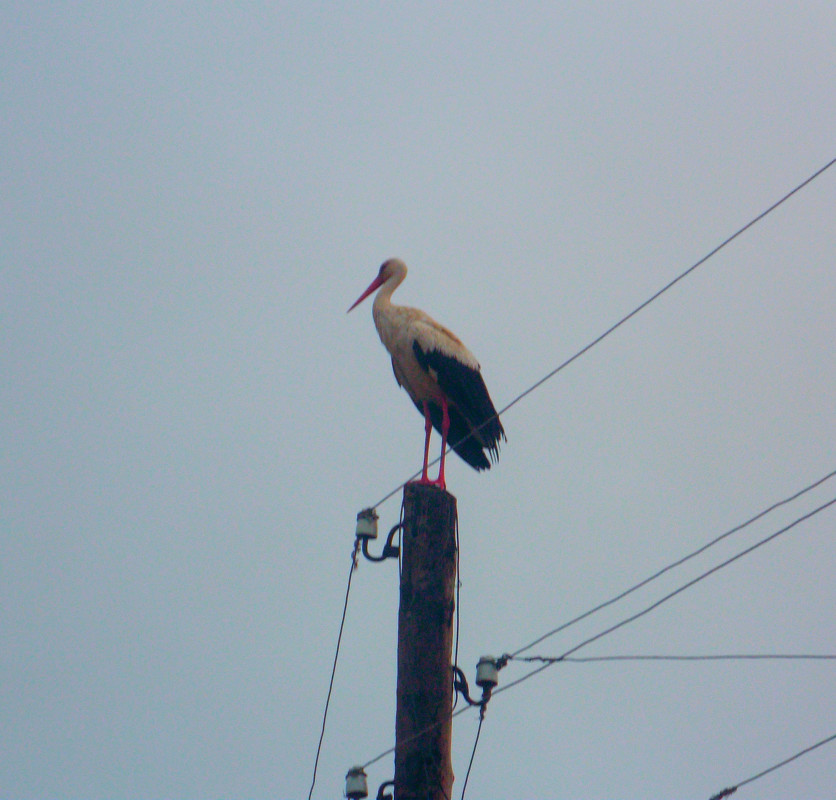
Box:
347 258 407 312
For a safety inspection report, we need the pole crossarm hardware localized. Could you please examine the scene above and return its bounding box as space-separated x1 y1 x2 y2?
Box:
354 507 401 563
452 656 501 720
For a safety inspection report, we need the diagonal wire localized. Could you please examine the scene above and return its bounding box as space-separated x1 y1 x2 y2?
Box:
510 467 836 658
307 540 360 800
367 156 836 511
709 731 836 800
361 703 473 771
456 657 836 799
459 713 485 800
495 495 836 698
517 653 836 664
452 513 462 711
359 492 836 772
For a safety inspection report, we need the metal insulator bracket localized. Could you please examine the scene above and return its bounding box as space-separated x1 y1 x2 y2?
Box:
453 656 501 718
354 508 401 563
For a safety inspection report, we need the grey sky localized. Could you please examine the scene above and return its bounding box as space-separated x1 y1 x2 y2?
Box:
3 3 835 798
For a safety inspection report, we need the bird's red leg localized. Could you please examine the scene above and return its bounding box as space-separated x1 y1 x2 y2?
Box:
434 397 449 490
419 400 433 485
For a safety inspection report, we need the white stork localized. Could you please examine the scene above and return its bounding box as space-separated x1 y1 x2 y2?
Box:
348 258 505 489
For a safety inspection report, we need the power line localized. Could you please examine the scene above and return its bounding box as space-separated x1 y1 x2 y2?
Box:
307 540 360 800
368 156 836 511
516 653 836 664
351 157 836 783
359 494 836 773
361 703 473 771
459 713 485 800
708 731 836 800
510 467 836 658
452 514 462 711
454 657 835 799
493 495 836 699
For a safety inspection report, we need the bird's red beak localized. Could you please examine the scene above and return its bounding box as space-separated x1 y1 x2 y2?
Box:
347 274 385 313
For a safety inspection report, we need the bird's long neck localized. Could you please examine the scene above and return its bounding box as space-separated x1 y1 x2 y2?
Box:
371 268 406 351
372 270 405 315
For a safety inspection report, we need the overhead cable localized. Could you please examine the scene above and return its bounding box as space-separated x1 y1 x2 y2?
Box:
459 713 485 800
307 540 361 800
368 155 836 511
516 653 836 664
358 491 836 773
495 495 836 698
510 467 836 658
708 731 836 799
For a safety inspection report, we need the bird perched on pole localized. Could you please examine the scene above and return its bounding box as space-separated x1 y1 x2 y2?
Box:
348 258 505 490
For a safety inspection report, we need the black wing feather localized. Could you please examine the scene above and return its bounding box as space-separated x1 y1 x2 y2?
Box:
412 340 505 471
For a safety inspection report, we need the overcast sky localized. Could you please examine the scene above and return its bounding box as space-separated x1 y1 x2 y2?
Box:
3 3 835 799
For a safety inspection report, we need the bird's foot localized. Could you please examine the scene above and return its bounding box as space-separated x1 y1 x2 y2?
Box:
413 475 446 491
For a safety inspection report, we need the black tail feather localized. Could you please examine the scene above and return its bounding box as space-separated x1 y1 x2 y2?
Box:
415 400 499 472
411 341 505 472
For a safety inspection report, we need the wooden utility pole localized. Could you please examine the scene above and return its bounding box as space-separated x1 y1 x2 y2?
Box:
394 483 457 800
